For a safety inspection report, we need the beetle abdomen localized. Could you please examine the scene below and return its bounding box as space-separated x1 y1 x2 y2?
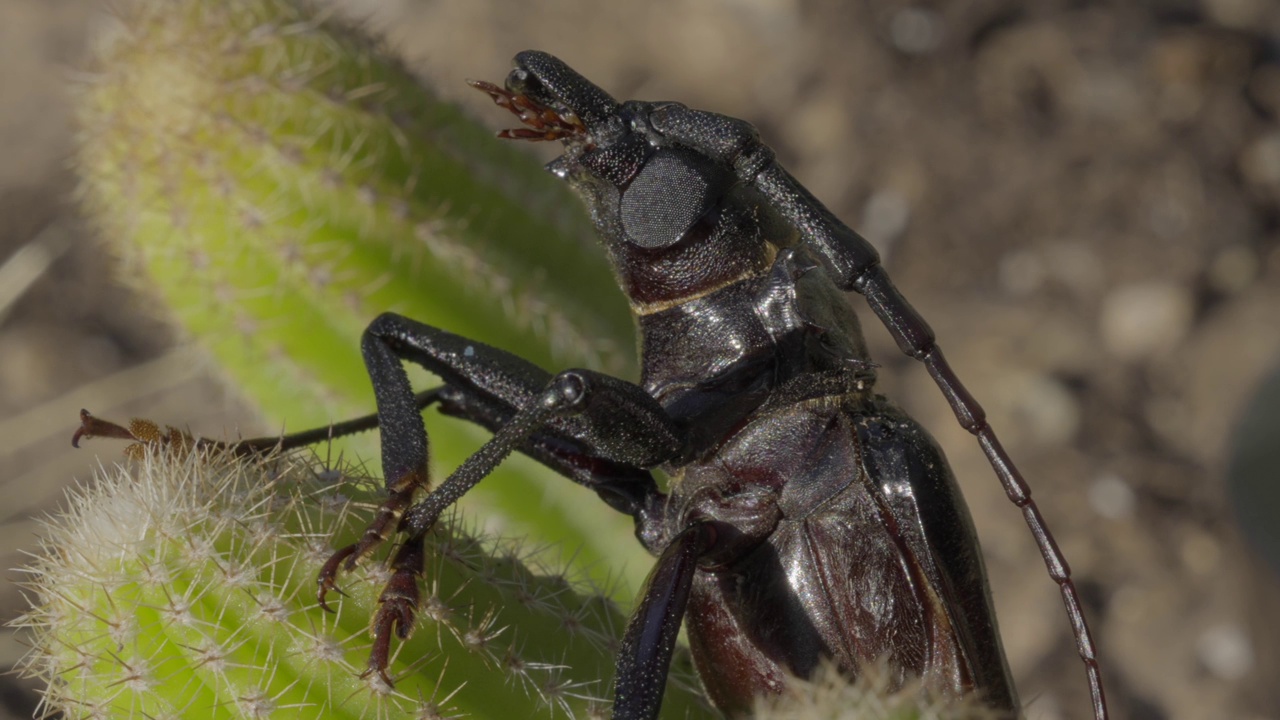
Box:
679 402 1001 715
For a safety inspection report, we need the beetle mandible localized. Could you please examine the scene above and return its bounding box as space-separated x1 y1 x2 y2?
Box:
80 50 1107 719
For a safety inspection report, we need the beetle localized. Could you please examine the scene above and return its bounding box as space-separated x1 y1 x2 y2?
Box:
77 51 1106 720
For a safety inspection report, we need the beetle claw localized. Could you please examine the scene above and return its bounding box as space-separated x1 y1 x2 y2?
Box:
362 555 422 687
317 544 359 612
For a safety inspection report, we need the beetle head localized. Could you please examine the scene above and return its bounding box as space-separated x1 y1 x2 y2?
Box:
478 51 794 310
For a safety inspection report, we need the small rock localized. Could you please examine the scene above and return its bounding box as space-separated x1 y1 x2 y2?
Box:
1197 623 1254 681
860 189 910 256
1239 131 1280 189
1201 0 1270 31
1207 244 1259 295
998 248 1046 297
1008 373 1081 448
1099 281 1196 362
1089 473 1137 520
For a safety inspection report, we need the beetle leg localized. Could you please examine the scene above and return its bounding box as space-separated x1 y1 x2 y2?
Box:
315 484 418 610
391 370 606 537
429 385 666 535
613 522 716 720
315 312 691 683
360 372 597 665
306 318 440 609
361 311 680 523
363 367 685 684
390 363 685 543
364 529 426 685
224 312 683 616
235 389 445 455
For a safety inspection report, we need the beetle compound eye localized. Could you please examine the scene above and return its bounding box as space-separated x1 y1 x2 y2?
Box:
620 150 727 249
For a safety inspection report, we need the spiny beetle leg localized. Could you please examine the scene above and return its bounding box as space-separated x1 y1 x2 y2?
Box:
390 364 683 548
430 385 666 540
358 312 677 533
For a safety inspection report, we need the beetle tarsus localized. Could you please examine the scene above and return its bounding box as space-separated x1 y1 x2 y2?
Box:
362 534 426 687
72 409 134 448
71 409 204 459
315 482 421 611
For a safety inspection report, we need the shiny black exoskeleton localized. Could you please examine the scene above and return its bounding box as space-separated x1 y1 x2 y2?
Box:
293 52 1107 719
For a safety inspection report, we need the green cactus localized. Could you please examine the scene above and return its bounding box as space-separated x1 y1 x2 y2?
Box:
15 444 709 719
751 663 1008 720
74 0 650 596
53 0 682 715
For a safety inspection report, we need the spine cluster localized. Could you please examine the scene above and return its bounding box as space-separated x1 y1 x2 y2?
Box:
16 445 709 718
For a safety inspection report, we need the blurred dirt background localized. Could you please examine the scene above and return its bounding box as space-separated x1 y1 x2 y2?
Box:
3 0 1279 718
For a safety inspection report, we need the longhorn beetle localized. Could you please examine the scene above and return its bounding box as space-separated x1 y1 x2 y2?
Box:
78 51 1107 719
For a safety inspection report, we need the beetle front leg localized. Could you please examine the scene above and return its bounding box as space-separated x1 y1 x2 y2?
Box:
359 370 601 680
362 366 683 684
337 312 687 684
364 528 426 682
312 322 438 613
266 311 681 614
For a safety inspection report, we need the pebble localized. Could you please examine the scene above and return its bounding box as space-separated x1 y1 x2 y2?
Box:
1207 244 1259 295
1008 373 1080 448
1099 281 1196 362
999 242 1103 299
1089 473 1137 520
1197 623 1254 681
998 248 1046 297
1239 131 1280 188
860 189 910 256
1201 0 1271 30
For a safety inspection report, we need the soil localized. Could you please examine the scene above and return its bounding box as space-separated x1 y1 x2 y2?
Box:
2 1 1278 719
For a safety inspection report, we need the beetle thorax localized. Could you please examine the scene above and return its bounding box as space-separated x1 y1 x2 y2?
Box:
636 246 875 455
